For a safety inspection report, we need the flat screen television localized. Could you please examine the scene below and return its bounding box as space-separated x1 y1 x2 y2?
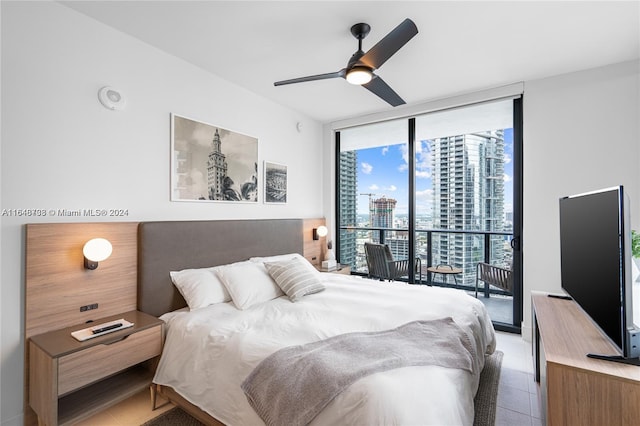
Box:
559 185 640 362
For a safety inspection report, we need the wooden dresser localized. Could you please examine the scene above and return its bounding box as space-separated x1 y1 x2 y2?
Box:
532 292 640 425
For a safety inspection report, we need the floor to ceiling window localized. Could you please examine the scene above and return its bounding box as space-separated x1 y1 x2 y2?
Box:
336 98 522 332
337 118 408 273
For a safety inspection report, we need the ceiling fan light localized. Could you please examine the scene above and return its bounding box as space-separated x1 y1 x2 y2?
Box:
346 67 373 85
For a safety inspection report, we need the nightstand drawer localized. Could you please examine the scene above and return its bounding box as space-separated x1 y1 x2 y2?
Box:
58 325 162 395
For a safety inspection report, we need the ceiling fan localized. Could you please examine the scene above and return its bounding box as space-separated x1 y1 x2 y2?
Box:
274 18 418 107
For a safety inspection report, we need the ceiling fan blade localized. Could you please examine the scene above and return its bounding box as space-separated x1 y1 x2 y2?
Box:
274 70 345 86
359 18 418 70
362 75 405 107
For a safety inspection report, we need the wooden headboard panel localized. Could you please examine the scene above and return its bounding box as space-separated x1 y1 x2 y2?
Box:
24 218 325 323
138 219 310 317
25 222 138 340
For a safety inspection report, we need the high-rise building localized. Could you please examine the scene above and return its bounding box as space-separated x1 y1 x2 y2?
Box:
338 151 358 268
370 196 410 261
431 130 506 285
370 197 396 229
387 238 409 260
207 129 228 200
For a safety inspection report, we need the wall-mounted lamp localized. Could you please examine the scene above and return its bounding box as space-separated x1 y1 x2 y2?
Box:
83 238 112 270
313 225 328 240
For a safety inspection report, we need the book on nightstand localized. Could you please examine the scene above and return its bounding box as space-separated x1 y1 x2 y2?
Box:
320 266 338 272
320 260 338 272
321 260 337 270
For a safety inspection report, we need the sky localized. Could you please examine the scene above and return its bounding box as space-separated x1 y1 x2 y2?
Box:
355 128 514 216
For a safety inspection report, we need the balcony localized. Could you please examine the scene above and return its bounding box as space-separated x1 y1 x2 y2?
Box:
338 225 514 327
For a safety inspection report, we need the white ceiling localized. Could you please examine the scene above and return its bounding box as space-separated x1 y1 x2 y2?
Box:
61 1 640 123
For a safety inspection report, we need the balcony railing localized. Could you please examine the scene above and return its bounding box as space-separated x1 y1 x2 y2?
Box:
338 226 513 296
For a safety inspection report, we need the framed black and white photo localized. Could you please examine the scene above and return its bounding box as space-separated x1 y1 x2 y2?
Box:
264 161 287 204
171 114 258 202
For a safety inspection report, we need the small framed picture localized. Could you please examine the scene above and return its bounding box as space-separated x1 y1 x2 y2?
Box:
264 161 287 204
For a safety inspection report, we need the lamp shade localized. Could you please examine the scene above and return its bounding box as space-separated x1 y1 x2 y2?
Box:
83 238 112 262
316 226 328 238
346 67 373 85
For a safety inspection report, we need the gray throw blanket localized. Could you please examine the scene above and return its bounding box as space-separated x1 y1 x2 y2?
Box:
241 317 476 426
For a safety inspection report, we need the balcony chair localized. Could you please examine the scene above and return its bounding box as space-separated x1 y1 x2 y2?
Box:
475 262 513 298
364 242 422 283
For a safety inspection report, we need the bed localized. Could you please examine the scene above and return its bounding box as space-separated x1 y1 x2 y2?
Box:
138 219 496 426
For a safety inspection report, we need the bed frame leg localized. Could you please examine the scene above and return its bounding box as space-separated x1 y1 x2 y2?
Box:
150 384 171 411
150 384 157 410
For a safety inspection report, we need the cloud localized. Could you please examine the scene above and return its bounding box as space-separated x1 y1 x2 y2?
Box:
504 153 512 164
399 144 409 164
415 188 435 214
361 162 373 174
381 146 389 155
392 144 408 172
369 184 379 190
504 174 512 182
396 142 432 178
416 188 434 201
386 185 397 192
416 141 432 179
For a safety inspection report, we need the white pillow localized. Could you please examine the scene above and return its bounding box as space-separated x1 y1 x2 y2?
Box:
250 253 321 276
264 258 325 302
169 267 231 311
217 261 284 310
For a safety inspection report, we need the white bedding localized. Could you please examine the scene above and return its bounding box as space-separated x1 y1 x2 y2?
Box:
153 274 496 426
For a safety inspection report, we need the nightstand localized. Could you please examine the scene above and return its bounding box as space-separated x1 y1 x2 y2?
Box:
28 310 163 426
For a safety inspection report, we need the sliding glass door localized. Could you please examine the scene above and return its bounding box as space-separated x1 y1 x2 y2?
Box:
336 98 522 332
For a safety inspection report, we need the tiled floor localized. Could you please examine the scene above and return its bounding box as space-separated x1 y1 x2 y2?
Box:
79 331 541 426
495 330 543 426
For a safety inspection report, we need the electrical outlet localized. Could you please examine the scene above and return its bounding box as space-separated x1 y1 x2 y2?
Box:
80 303 99 312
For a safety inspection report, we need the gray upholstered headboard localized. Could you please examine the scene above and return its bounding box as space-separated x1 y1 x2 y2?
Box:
138 219 304 317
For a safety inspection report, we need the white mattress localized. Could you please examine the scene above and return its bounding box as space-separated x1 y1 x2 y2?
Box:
153 274 496 426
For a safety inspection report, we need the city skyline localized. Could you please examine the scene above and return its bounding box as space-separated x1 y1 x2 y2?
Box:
356 128 514 216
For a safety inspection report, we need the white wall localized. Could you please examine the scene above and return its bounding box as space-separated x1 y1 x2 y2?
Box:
522 60 640 338
0 2 323 424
